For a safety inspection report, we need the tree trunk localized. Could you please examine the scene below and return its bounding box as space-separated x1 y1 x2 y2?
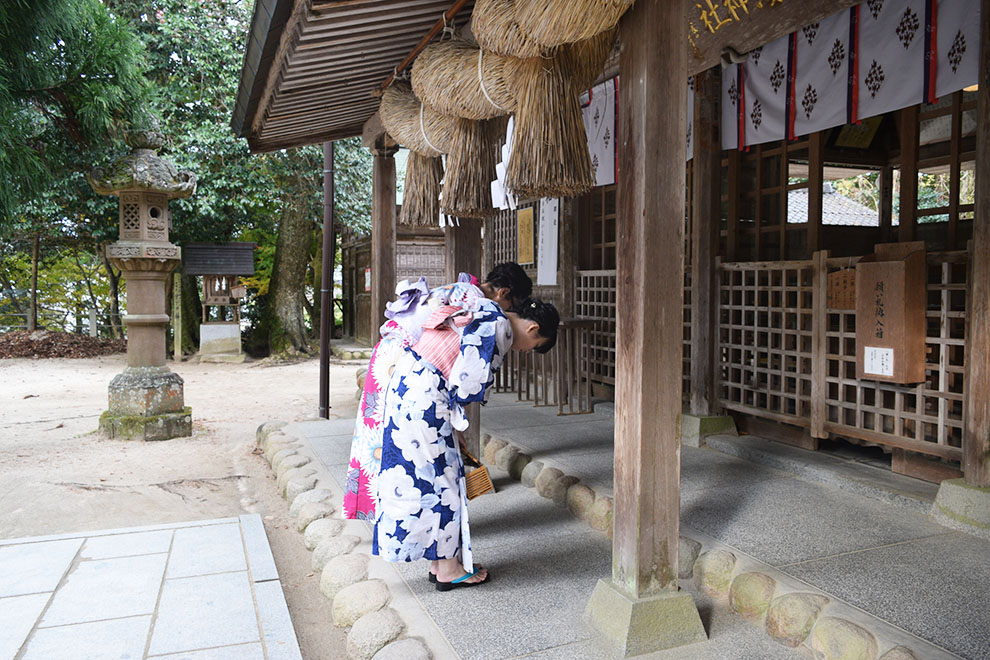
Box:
309 245 321 337
28 232 39 331
264 197 315 354
100 247 122 339
179 274 201 355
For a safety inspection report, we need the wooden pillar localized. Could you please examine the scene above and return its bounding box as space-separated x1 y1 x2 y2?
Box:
370 142 397 332
963 0 990 487
585 1 706 652
807 132 824 254
444 220 483 282
445 220 483 457
726 150 740 261
899 106 920 242
690 67 720 417
614 0 687 599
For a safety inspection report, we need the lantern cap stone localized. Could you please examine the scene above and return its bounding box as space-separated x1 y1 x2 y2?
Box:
87 118 196 199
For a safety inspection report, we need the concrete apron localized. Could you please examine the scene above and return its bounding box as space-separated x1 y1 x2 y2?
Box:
476 430 961 660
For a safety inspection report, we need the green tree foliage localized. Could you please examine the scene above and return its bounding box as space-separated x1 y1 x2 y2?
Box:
0 0 152 225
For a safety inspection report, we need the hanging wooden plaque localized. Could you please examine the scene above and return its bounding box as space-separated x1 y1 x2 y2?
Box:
827 268 856 310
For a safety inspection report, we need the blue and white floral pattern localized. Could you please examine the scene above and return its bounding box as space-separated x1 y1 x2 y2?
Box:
373 299 510 573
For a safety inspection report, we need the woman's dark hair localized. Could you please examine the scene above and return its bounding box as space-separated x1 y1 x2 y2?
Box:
515 297 559 354
484 262 532 301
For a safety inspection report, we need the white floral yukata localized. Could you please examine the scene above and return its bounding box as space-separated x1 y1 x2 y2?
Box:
372 290 511 573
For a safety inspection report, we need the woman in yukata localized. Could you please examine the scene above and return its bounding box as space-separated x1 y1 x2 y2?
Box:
343 263 532 522
373 287 558 590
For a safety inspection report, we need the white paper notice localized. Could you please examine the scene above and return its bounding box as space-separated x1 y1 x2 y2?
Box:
537 198 559 286
863 346 895 377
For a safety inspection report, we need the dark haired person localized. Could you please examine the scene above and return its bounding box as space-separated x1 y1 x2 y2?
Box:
343 263 533 521
374 294 558 590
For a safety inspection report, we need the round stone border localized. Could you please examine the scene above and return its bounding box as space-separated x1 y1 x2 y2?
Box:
256 421 430 660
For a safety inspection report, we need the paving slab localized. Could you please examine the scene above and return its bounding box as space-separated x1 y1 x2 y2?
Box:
0 538 82 597
41 553 167 626
148 643 265 659
21 615 152 660
166 523 247 578
0 593 50 659
80 530 173 560
0 515 302 660
148 572 259 656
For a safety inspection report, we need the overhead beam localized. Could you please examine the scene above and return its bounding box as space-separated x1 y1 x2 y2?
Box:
687 0 861 75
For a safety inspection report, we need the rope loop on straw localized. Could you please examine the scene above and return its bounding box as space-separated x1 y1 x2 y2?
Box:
441 13 454 40
476 48 506 111
419 103 442 154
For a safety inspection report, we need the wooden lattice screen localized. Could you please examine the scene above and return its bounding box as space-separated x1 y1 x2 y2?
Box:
396 242 444 286
823 251 967 460
717 250 967 463
576 270 617 386
718 260 816 425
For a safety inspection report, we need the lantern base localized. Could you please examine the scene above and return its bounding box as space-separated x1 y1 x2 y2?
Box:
99 407 192 441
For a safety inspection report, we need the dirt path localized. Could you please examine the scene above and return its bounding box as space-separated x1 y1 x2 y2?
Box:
0 353 364 659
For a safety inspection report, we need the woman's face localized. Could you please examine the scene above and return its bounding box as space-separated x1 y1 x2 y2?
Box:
508 314 547 353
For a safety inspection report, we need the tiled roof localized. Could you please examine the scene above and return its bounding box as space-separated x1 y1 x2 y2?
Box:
787 186 879 226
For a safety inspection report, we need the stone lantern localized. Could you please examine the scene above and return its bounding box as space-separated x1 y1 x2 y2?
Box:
87 122 196 440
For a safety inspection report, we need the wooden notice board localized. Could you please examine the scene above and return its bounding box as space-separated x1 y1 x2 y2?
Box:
855 242 927 384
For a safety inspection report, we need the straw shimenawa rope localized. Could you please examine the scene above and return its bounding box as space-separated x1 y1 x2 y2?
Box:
514 0 635 48
442 116 507 219
471 0 544 58
411 39 520 120
379 80 456 157
399 152 444 227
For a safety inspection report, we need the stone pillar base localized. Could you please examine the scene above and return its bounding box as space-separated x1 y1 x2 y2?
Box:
584 579 707 657
100 407 192 441
932 478 990 541
199 353 247 364
682 414 737 448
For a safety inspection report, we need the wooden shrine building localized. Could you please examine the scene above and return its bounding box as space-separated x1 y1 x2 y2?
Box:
233 0 990 653
182 242 255 362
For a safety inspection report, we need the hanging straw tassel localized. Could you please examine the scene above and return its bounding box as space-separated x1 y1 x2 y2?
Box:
471 0 544 58
514 0 635 48
442 116 507 219
562 26 617 92
411 39 520 120
379 80 456 156
505 53 595 199
399 152 444 227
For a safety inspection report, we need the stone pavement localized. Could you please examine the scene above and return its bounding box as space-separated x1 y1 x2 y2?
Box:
299 391 990 660
0 516 301 660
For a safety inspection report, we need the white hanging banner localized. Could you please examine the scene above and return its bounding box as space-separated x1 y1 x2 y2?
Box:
743 34 790 147
793 10 852 137
537 198 559 286
491 116 516 210
581 78 616 186
935 0 980 98
721 63 742 150
856 0 927 121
